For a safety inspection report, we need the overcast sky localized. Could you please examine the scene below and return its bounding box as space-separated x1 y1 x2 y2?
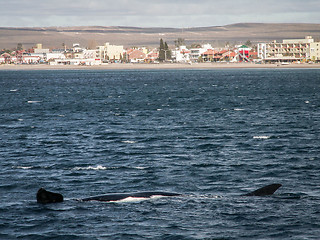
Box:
1 0 319 28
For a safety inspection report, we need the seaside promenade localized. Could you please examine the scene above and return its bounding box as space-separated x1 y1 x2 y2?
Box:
1 62 320 71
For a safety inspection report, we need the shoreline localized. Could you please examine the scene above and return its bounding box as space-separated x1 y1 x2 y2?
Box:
1 62 320 71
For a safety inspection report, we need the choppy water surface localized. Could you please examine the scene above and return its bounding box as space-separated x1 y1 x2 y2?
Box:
1 69 319 239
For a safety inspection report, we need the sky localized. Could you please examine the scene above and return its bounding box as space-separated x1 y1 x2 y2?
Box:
1 0 319 28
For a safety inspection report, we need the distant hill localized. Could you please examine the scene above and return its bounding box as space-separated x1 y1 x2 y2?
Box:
1 23 320 49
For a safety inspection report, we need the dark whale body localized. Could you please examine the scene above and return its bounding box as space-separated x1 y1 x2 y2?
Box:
37 188 63 204
36 183 282 204
242 183 282 196
81 191 181 202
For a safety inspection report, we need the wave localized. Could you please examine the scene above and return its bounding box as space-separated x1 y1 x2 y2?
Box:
71 165 147 171
72 165 108 171
253 135 271 139
121 140 137 144
12 165 52 170
12 165 148 171
14 166 33 169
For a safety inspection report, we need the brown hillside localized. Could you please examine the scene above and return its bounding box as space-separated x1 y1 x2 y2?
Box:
1 23 319 49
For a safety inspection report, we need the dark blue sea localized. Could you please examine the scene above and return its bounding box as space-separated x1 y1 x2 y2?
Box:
1 69 320 239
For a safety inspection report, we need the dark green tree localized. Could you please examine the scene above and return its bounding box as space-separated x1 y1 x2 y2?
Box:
159 38 165 62
164 42 171 60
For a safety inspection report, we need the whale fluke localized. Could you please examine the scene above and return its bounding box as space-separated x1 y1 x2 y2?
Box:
243 183 282 196
37 188 63 204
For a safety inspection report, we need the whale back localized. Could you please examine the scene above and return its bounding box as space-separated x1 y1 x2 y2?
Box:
81 191 181 202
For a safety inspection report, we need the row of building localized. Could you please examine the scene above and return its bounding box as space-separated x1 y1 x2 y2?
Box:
0 43 161 65
258 36 320 63
1 36 319 65
0 42 257 65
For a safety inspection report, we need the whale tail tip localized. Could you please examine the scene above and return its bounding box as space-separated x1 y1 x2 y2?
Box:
37 188 64 204
243 183 282 196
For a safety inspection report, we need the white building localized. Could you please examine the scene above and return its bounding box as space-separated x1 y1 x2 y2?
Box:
33 43 50 54
172 46 191 63
258 36 316 63
66 44 97 59
189 44 213 62
257 43 267 60
309 42 320 62
50 58 101 66
96 43 124 61
83 49 97 59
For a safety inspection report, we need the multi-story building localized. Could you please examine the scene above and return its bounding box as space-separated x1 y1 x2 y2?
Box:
189 44 213 62
96 42 124 62
71 44 96 59
258 36 317 63
309 42 320 62
172 46 191 63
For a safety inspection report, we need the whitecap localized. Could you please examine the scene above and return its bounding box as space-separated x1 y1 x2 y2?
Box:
121 140 136 144
197 194 221 199
253 136 271 139
234 108 245 111
73 165 107 171
305 101 310 104
10 89 18 92
27 101 41 103
14 166 33 169
134 166 148 170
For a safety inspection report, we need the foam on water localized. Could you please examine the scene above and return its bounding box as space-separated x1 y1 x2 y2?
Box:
14 166 33 170
121 140 137 144
253 135 271 139
72 165 108 171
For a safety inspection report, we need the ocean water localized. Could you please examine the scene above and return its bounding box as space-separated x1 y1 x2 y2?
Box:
0 68 319 239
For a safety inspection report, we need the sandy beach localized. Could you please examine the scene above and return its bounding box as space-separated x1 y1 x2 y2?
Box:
1 62 320 71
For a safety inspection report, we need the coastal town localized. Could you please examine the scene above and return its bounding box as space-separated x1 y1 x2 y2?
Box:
1 36 320 66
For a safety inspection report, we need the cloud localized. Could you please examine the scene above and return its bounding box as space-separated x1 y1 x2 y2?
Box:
1 0 319 27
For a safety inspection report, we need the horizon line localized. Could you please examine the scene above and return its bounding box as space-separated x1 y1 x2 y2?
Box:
1 22 320 29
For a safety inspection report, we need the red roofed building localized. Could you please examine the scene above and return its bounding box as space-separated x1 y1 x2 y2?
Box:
237 45 251 62
249 51 258 59
201 49 214 62
0 53 12 63
146 49 159 63
128 49 146 63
